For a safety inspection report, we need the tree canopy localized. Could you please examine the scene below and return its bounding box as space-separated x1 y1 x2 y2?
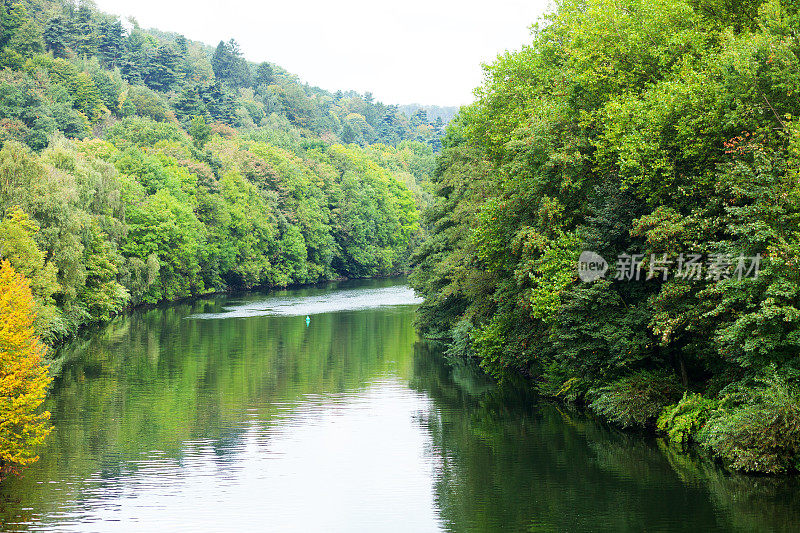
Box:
411 0 800 474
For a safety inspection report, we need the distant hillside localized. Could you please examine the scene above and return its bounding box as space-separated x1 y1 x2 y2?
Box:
398 104 459 126
1 0 447 150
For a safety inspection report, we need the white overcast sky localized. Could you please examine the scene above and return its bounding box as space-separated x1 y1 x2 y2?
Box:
91 0 553 106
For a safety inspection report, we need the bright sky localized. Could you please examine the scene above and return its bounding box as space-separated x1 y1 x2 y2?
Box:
91 0 554 107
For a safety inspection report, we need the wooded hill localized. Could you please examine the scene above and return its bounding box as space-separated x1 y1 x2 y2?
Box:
0 0 441 345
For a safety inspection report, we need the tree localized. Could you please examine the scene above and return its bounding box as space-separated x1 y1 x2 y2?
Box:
143 43 181 91
0 207 60 338
0 261 52 481
202 81 235 123
211 39 251 88
79 223 129 322
9 19 44 58
188 115 211 148
122 189 206 303
255 62 274 87
0 2 25 49
408 0 800 472
97 18 125 67
411 108 428 127
72 3 97 58
43 17 68 58
92 70 121 114
173 84 207 121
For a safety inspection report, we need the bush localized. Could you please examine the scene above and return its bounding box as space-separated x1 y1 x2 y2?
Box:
657 392 719 447
589 370 683 429
698 375 800 474
444 318 475 360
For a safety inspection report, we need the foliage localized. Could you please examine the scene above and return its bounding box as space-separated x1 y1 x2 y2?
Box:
0 206 60 339
0 0 438 352
657 392 720 447
410 0 800 472
0 261 52 480
698 374 800 473
588 371 683 429
188 115 210 148
0 0 455 153
0 106 422 342
0 0 446 479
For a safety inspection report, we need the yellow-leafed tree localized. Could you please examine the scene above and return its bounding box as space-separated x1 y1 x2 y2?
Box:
0 260 52 480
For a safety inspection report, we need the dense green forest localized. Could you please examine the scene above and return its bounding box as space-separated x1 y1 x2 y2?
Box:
411 0 800 474
0 0 446 347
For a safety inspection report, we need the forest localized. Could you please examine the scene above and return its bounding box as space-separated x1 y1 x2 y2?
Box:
0 0 446 477
0 0 448 344
411 0 800 474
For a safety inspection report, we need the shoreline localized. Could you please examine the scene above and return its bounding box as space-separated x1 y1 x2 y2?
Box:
45 273 411 371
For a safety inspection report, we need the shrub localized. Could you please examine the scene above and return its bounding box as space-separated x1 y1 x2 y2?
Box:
698 375 800 474
657 392 719 447
589 370 683 429
444 318 475 360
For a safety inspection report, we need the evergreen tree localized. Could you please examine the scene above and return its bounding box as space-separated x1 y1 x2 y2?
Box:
145 43 181 91
43 17 68 58
0 2 25 48
72 3 97 58
255 61 274 86
211 39 251 88
97 18 125 67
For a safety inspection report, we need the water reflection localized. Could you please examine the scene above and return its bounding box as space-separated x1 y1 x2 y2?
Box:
0 279 799 532
13 383 441 532
412 343 800 533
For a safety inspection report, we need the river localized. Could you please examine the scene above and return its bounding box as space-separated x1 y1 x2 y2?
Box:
1 279 799 532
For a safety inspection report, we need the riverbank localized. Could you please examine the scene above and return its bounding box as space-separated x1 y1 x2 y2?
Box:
513 362 800 476
44 274 412 375
407 0 800 478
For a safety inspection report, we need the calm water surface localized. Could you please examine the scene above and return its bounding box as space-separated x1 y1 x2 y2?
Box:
1 279 799 532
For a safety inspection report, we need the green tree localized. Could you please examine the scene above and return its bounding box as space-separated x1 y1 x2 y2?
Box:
122 189 205 303
188 115 211 148
97 18 125 67
9 19 44 58
43 16 68 58
0 207 60 338
255 62 274 87
211 39 251 88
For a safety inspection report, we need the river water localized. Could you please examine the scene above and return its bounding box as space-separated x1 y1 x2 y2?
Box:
1 279 799 532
